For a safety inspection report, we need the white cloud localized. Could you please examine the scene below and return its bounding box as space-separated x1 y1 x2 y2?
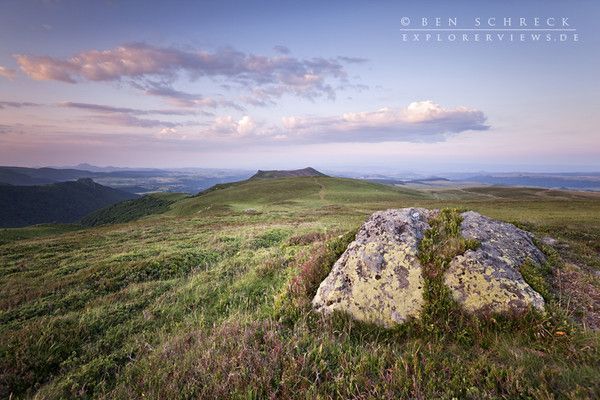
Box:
279 100 489 143
158 127 177 135
195 101 488 144
211 115 259 138
236 116 256 136
156 127 187 140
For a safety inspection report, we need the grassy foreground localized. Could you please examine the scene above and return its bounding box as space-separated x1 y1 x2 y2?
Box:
1 177 599 399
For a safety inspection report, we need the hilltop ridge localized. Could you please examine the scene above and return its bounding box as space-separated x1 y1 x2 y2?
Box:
249 167 327 180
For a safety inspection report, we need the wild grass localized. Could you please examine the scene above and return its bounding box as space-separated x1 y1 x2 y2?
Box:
81 192 187 226
417 208 480 339
0 177 599 398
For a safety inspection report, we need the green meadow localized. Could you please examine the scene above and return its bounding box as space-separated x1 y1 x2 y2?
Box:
1 177 599 399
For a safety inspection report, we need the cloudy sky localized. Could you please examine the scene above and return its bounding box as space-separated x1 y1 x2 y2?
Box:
0 0 598 172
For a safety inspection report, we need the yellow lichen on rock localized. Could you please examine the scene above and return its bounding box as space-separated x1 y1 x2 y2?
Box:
317 241 424 327
313 208 547 327
312 208 431 327
444 211 545 313
445 254 544 313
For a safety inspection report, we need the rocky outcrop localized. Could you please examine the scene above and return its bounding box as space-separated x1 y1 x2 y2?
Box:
312 208 435 327
444 211 546 314
313 208 547 327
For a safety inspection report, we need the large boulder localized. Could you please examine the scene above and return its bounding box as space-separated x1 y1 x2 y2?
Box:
444 211 546 314
313 208 547 327
312 208 434 327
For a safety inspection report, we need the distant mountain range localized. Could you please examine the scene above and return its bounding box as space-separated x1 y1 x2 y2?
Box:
357 172 600 191
250 167 327 179
0 166 159 187
64 163 167 173
463 174 600 190
0 166 253 194
0 166 96 186
0 178 137 227
2 165 599 195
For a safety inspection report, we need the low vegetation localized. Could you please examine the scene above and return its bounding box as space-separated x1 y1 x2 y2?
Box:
81 193 187 226
1 177 599 398
418 208 479 338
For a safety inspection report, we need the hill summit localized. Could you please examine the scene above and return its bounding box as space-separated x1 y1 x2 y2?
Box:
250 167 327 180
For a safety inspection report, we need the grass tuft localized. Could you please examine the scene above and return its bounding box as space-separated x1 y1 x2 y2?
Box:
250 229 289 249
274 230 356 323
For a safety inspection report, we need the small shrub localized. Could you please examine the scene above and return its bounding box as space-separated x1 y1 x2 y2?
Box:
217 235 242 256
255 249 289 277
287 232 327 246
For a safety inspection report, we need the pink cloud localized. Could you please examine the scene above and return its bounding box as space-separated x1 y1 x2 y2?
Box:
135 82 244 110
0 66 17 80
88 114 181 129
14 43 354 103
58 101 197 116
0 101 40 109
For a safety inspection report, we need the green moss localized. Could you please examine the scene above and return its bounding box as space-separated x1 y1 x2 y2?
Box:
519 259 553 302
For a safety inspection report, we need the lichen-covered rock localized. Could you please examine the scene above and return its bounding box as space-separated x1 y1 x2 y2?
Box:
444 211 546 314
312 208 434 327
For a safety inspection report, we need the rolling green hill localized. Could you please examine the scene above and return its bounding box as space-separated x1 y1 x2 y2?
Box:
0 177 599 399
81 193 188 226
0 178 137 227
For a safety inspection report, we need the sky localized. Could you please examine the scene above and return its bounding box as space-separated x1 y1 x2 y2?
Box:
0 0 598 172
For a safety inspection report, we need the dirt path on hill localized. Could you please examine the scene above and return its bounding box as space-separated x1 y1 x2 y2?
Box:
314 178 325 200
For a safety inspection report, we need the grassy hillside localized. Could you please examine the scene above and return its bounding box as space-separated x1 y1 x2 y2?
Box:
81 193 188 226
0 178 137 227
0 177 599 398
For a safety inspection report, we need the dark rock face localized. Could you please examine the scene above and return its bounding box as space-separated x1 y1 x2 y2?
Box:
313 208 546 327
